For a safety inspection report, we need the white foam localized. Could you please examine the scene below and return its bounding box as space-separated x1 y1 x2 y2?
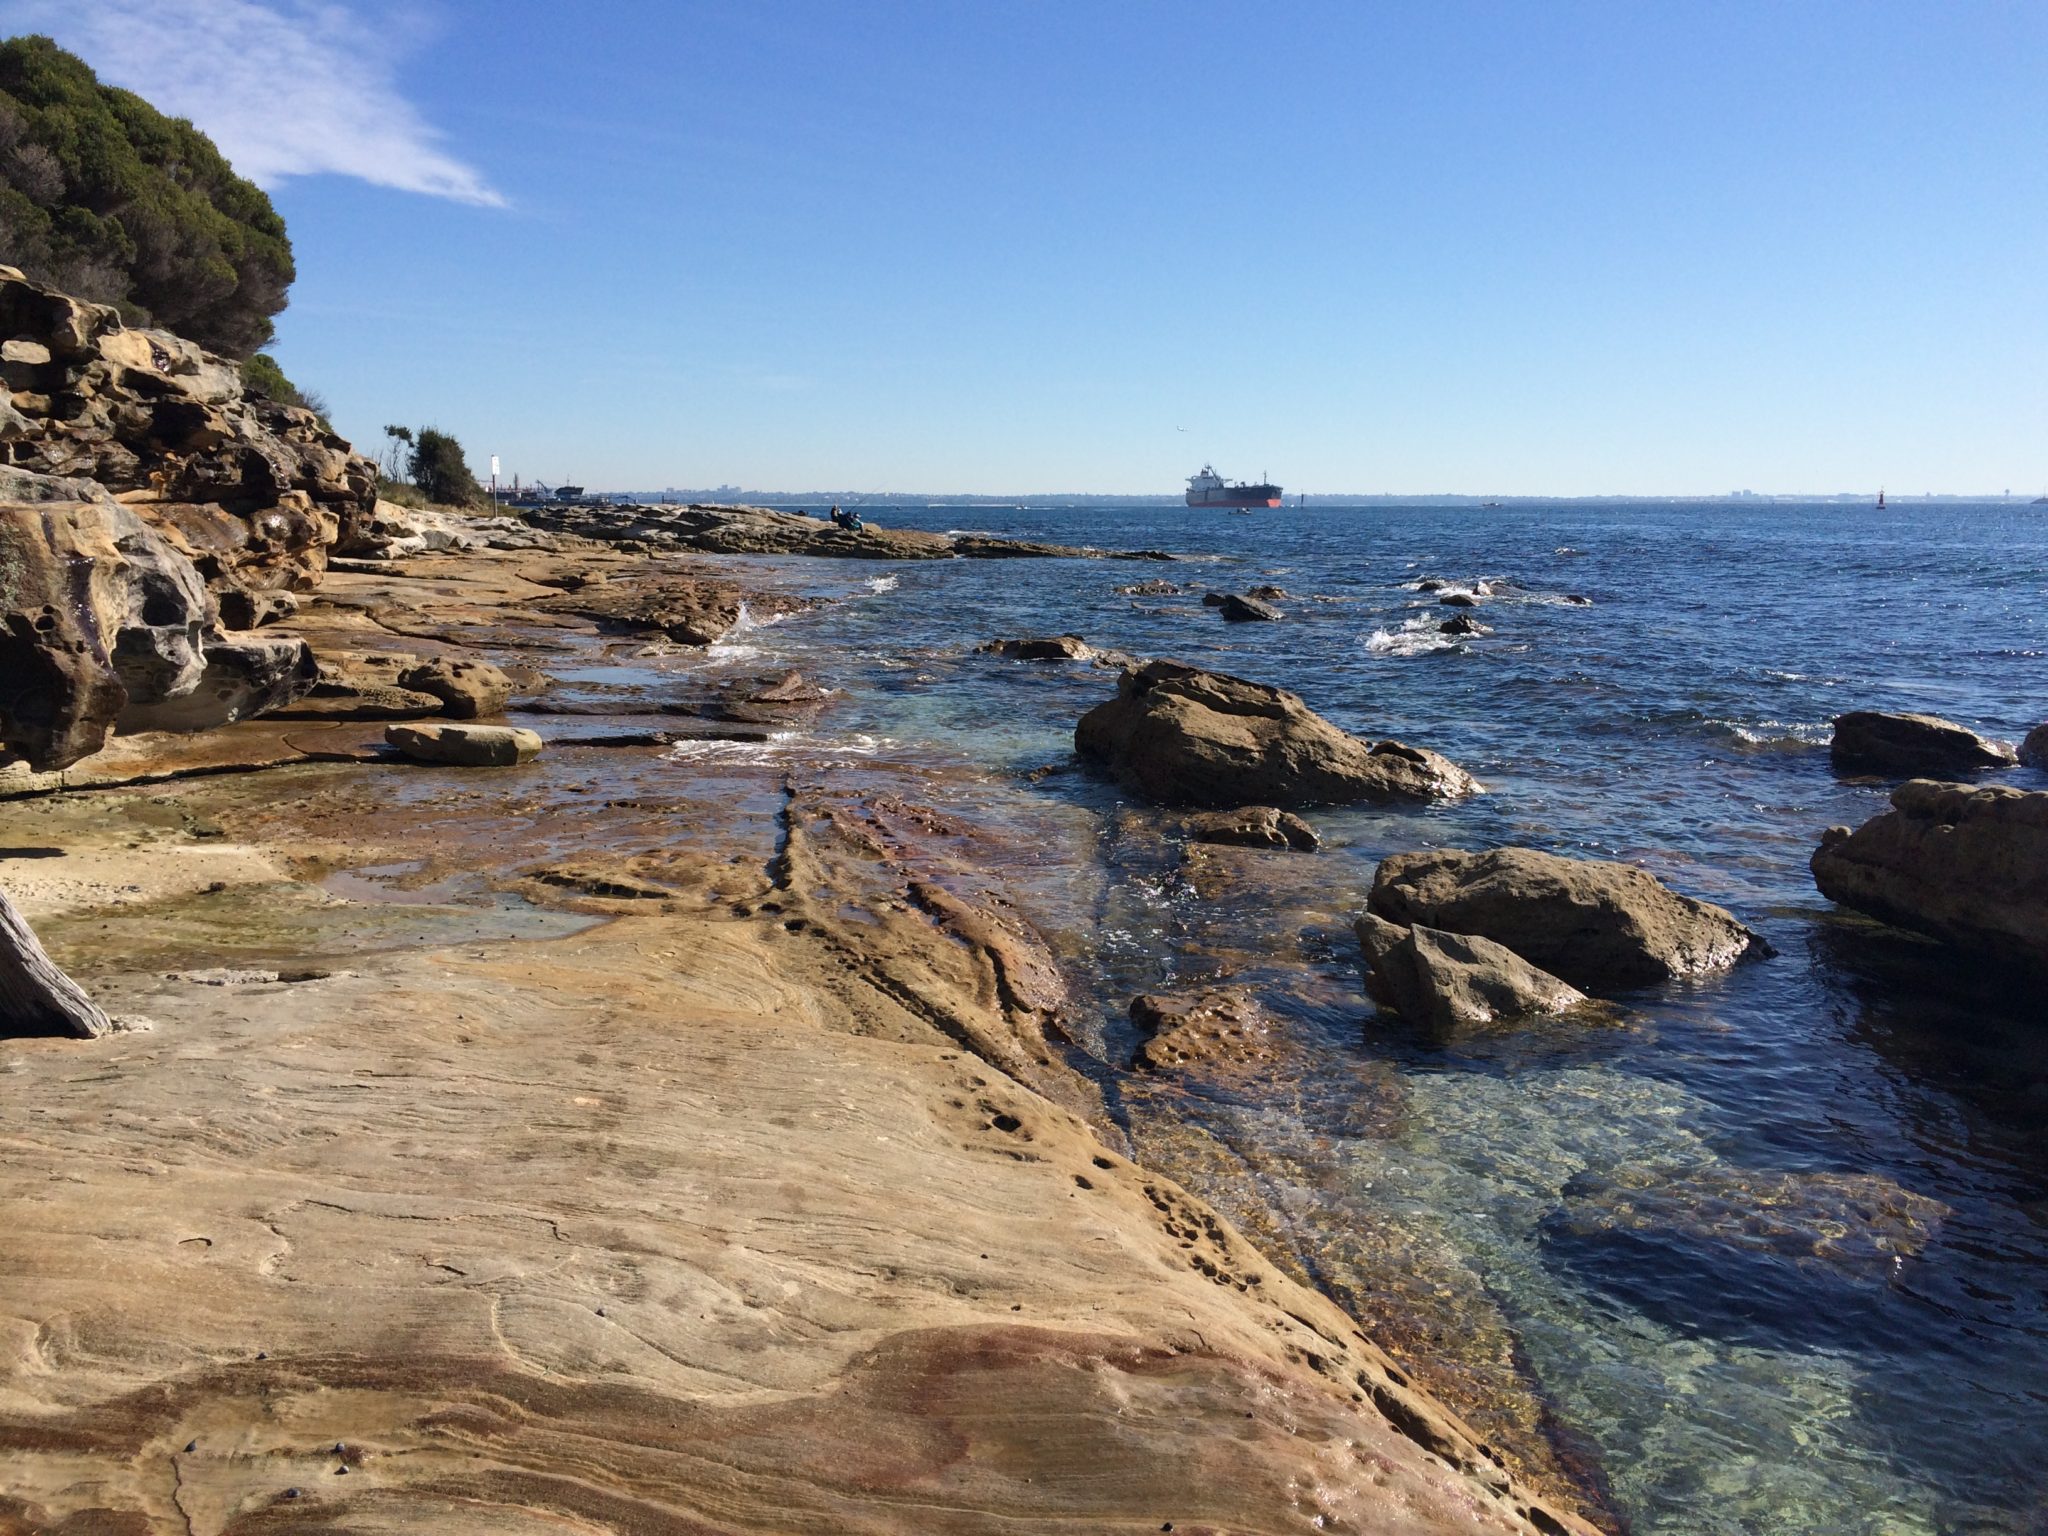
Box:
865 574 899 593
1364 616 1459 656
661 732 893 765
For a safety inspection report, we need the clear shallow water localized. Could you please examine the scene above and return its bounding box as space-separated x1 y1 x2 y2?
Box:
658 502 2048 1532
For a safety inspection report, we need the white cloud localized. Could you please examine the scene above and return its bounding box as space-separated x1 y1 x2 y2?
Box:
2 0 504 205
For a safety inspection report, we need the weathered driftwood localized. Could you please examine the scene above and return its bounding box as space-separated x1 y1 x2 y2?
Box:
0 884 111 1039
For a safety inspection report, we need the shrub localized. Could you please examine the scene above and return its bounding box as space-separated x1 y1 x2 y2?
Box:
407 428 484 508
0 35 293 358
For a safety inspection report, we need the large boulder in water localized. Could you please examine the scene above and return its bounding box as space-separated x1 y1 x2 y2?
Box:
1075 660 1478 808
1812 779 2048 970
1366 846 1763 991
1829 710 2016 776
1355 913 1598 1033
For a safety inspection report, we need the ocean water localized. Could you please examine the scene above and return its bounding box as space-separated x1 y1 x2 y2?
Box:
634 500 2048 1533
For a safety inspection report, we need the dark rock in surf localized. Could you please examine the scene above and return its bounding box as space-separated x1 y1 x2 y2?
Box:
1366 846 1762 991
1438 593 1480 609
1247 585 1289 601
1217 594 1282 623
1201 592 1230 607
1440 614 1491 636
1075 660 1478 809
1829 711 2016 777
2022 724 2048 769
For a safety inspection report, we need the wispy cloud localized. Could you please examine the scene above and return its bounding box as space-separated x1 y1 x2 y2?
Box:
2 0 503 205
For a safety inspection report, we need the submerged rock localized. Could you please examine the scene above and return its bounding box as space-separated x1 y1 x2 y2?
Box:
1829 710 2016 776
1075 660 1479 809
1217 593 1282 622
1551 1163 1950 1269
1356 913 1597 1032
385 723 542 767
1115 578 1179 597
1246 584 1289 601
1438 592 1480 608
1129 988 1274 1071
1812 778 2048 970
1184 805 1320 851
1367 846 1763 991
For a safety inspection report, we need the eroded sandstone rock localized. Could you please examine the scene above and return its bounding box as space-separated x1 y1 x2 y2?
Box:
1812 778 2048 969
1356 913 1599 1033
1367 845 1762 991
1830 710 2017 777
0 267 374 582
1130 988 1274 1071
1075 660 1478 808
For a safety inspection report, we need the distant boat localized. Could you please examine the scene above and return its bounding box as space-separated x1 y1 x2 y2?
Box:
1186 464 1283 509
1481 500 1503 510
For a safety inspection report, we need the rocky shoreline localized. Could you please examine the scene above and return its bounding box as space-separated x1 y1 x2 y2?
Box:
0 268 1613 1534
6 267 2045 1533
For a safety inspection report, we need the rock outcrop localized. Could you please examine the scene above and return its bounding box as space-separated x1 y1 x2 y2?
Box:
336 499 483 558
1812 778 2048 970
0 468 313 767
0 267 376 768
1829 710 2017 776
1355 913 1598 1032
515 501 1171 563
1367 846 1762 990
1075 660 1479 808
0 265 375 587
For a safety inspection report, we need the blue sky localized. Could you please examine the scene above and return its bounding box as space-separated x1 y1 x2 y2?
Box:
11 1 2046 495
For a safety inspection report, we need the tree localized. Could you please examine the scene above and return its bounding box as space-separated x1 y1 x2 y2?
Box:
0 35 293 358
408 428 484 508
381 424 415 482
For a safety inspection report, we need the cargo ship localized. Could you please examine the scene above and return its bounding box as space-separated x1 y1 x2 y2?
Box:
1186 464 1282 508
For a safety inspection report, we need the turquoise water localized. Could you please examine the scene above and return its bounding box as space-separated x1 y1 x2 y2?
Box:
608 501 2048 1533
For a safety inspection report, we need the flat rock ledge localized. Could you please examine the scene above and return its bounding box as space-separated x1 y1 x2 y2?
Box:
1075 660 1478 809
1813 778 2048 970
1830 710 2017 777
1367 845 1763 992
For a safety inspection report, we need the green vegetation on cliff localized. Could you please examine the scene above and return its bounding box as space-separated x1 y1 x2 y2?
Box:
0 34 293 358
